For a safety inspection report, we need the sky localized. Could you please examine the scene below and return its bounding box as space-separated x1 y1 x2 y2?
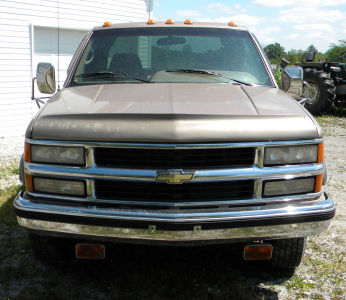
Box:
152 0 346 53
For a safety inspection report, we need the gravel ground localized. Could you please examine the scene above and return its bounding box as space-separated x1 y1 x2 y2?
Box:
0 117 345 299
0 136 23 190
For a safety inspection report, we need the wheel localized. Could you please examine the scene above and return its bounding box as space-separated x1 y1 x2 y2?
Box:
19 154 24 184
302 68 336 115
29 233 75 264
269 237 306 270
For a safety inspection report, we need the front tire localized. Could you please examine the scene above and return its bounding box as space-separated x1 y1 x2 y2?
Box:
303 68 336 115
269 237 306 270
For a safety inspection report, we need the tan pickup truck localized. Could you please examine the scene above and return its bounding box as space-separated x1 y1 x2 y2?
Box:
14 21 335 271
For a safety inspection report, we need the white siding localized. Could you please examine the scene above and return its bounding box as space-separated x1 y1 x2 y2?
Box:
0 0 152 137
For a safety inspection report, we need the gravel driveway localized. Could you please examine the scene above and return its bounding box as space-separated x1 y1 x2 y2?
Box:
0 117 345 299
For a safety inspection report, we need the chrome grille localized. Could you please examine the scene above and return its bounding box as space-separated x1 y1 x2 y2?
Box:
94 180 255 203
94 147 255 169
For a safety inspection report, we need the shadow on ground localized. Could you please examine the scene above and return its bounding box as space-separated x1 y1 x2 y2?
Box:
0 188 292 300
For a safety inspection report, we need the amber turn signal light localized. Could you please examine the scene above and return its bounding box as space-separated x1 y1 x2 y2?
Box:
184 19 193 24
317 143 324 163
25 174 34 193
147 19 155 25
103 22 111 27
243 244 273 261
75 244 105 259
314 174 323 193
24 143 31 162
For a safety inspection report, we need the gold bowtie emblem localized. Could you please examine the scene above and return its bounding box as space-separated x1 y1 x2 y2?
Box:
156 170 195 184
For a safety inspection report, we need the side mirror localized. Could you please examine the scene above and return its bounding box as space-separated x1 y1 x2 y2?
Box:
281 66 304 98
36 63 56 94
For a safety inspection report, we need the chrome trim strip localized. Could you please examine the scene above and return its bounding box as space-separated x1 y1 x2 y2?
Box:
25 138 323 149
24 191 322 207
250 32 278 88
24 163 324 182
17 217 331 242
14 192 334 222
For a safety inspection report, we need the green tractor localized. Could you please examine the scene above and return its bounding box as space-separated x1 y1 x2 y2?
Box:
296 51 346 114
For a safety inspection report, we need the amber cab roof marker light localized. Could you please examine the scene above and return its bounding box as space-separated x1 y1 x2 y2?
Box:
147 19 155 25
166 19 174 24
103 22 111 27
184 19 193 25
228 21 237 27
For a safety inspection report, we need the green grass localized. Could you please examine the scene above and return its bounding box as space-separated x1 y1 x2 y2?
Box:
316 115 346 127
0 162 19 179
0 185 22 227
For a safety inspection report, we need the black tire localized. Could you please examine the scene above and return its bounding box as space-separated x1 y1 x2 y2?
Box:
303 68 336 115
19 154 24 184
29 233 75 264
269 237 306 270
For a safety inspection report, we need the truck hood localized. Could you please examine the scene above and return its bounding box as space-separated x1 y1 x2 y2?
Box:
30 83 320 142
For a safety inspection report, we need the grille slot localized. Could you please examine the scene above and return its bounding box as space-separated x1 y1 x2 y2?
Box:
94 147 255 169
94 180 255 203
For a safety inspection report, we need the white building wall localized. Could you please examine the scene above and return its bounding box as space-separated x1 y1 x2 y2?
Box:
0 0 152 137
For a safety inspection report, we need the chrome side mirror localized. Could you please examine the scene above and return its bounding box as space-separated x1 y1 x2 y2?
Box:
36 63 56 94
281 66 304 98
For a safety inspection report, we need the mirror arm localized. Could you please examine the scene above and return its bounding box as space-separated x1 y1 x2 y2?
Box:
31 77 37 100
31 76 50 108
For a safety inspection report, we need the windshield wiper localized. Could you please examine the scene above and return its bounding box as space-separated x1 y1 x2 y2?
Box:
164 69 252 85
226 78 253 86
165 69 221 76
75 71 151 83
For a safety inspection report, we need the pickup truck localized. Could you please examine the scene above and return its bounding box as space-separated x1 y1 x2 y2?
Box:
14 20 335 271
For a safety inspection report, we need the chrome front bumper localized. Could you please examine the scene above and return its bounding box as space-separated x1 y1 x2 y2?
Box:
14 192 335 243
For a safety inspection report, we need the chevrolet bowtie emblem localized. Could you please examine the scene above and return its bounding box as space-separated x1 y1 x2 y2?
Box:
156 170 195 184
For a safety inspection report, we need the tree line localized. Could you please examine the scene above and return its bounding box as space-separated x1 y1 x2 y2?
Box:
263 40 346 64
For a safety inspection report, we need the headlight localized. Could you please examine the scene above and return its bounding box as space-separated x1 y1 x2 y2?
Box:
33 177 85 196
263 177 315 197
31 145 85 166
264 145 318 166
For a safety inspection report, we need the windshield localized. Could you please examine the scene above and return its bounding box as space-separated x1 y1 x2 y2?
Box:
70 27 273 86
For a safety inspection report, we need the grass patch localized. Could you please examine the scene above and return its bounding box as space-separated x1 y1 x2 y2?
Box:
316 115 346 128
0 185 22 227
329 102 346 117
0 163 19 179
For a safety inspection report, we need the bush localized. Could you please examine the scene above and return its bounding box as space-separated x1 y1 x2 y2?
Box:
273 67 282 87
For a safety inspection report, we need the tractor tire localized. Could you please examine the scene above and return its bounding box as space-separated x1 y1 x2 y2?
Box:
303 68 336 115
269 237 306 271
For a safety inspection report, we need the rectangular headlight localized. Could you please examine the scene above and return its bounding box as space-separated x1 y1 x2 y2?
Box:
263 177 315 197
264 145 318 166
33 177 85 196
31 145 85 166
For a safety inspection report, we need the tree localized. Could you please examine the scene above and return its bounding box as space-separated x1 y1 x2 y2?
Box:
264 43 285 64
306 44 318 53
325 40 346 62
285 49 299 64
